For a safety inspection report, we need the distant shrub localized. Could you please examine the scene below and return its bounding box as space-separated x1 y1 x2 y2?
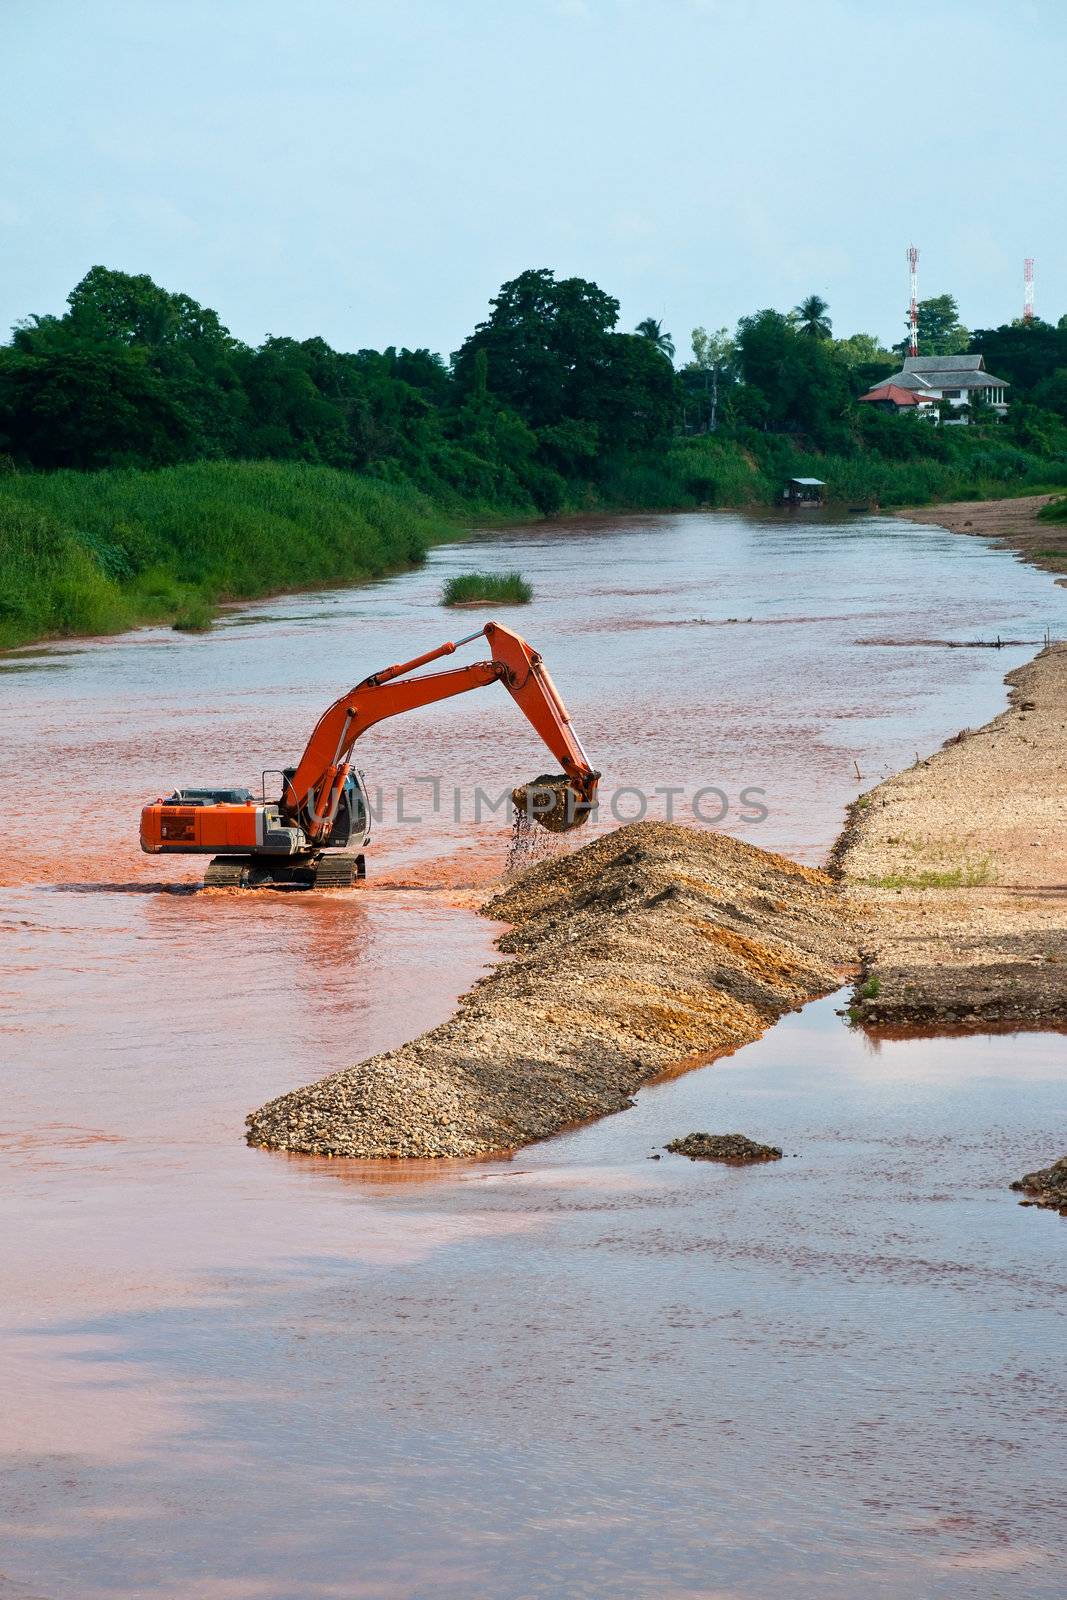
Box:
172 599 215 632
441 571 533 606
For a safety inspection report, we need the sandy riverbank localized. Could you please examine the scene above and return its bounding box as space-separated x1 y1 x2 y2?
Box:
838 641 1067 1029
834 495 1067 1029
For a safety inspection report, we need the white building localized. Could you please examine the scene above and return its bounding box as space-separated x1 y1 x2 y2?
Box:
859 354 1009 423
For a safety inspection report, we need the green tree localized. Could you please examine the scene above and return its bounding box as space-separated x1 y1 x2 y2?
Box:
453 267 621 428
583 333 678 453
0 348 198 468
535 418 600 476
11 266 248 461
452 268 677 462
899 294 969 357
684 325 734 431
734 309 848 439
791 294 832 340
968 320 1067 395
1006 400 1067 454
60 265 234 351
634 318 675 360
1030 367 1067 421
833 332 892 366
832 332 896 398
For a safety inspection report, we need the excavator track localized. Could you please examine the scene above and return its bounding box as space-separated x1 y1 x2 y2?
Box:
203 856 251 888
203 853 365 890
308 852 365 889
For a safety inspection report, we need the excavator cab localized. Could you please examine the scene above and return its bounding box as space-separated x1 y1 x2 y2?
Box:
277 766 371 852
330 769 371 851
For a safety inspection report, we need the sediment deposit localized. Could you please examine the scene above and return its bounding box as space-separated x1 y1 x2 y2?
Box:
247 822 853 1158
249 497 1067 1158
837 644 1067 1029
666 1133 783 1163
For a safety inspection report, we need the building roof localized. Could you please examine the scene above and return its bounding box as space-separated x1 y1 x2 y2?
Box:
940 371 1009 389
903 354 985 374
857 384 921 407
789 477 826 486
862 365 1010 397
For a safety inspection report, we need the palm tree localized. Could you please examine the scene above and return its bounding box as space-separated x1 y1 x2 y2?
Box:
635 317 675 360
791 294 832 340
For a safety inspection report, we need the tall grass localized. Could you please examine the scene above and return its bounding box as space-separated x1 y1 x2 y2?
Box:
0 461 456 648
441 571 533 606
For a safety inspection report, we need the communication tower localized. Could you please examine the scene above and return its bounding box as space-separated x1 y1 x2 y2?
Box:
907 245 920 356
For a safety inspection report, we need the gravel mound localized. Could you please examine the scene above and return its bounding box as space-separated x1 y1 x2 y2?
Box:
1011 1155 1067 1214
666 1132 783 1162
246 821 853 1159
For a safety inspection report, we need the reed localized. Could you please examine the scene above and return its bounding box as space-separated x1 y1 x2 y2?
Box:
441 571 533 606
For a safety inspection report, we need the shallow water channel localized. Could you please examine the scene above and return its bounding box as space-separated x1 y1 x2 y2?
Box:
2 509 1065 1598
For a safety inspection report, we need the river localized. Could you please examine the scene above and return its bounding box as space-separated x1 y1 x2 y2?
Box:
1 509 1065 1598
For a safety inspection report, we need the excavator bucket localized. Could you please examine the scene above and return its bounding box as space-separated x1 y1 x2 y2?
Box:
511 773 595 833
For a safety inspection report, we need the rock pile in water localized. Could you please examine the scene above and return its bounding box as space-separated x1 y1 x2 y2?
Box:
666 1132 783 1163
246 821 854 1159
1011 1155 1067 1214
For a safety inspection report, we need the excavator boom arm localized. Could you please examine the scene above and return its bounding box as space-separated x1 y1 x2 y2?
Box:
479 621 594 786
287 622 598 839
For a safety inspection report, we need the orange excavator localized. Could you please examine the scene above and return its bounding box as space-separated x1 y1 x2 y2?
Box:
140 621 599 888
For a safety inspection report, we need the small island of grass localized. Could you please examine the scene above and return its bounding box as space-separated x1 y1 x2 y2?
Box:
442 571 533 607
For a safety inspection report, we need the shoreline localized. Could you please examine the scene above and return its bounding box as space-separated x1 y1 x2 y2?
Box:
6 487 1063 658
896 491 1065 584
841 492 1067 1030
836 643 1067 1030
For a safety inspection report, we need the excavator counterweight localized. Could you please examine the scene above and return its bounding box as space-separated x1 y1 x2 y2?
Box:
140 621 599 889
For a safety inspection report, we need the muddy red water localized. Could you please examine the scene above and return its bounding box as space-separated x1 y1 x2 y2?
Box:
2 510 1065 1599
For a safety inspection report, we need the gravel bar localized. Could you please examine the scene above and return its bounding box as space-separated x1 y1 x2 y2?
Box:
246 821 854 1159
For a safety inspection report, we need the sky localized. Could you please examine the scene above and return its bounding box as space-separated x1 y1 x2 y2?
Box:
2 0 1064 361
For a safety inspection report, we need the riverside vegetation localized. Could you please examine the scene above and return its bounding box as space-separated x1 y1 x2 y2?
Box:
4 265 1067 647
0 462 451 648
442 571 532 606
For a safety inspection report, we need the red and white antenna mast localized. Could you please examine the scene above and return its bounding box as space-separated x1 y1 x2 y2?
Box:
1024 257 1035 323
907 245 920 356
